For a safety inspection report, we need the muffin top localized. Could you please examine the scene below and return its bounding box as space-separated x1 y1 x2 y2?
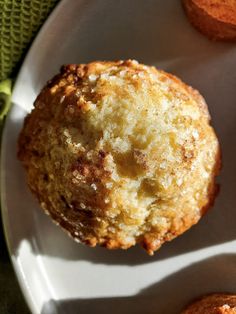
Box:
18 60 220 254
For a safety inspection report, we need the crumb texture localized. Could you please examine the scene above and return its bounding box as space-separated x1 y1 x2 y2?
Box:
182 294 236 314
18 60 220 254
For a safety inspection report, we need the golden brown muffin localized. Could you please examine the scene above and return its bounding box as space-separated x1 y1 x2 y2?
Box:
182 294 236 313
18 60 220 255
182 0 236 41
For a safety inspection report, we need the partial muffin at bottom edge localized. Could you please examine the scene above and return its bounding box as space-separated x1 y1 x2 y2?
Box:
182 294 236 314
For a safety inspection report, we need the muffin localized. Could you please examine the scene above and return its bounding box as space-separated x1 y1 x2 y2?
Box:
18 60 220 255
182 294 236 313
182 0 236 41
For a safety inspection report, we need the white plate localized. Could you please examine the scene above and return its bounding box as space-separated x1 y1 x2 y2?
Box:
1 1 236 313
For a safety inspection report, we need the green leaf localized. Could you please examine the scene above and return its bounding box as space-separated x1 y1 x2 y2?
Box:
0 79 12 120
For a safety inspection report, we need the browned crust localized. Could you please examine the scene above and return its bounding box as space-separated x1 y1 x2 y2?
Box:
182 294 236 313
162 71 210 120
28 146 221 256
182 0 236 41
140 77 221 255
141 146 221 255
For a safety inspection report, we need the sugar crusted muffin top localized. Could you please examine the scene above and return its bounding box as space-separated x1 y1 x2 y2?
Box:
18 60 220 254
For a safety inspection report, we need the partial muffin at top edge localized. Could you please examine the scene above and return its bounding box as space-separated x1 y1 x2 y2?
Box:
18 59 221 255
182 0 236 41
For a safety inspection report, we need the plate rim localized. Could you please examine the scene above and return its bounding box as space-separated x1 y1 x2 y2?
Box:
1 1 236 313
0 1 68 313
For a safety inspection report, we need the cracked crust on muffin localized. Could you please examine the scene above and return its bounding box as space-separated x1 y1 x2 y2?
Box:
18 60 221 255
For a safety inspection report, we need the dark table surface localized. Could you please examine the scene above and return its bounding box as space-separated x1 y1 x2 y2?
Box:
0 216 30 314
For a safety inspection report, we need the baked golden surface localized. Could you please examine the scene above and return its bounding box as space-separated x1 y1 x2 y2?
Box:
182 294 236 313
182 0 236 41
18 60 220 254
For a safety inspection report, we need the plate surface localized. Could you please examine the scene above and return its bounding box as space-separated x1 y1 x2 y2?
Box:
1 1 236 313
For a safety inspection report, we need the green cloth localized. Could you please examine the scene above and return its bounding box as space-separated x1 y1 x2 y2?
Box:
0 0 58 81
0 78 11 120
0 1 58 313
0 0 58 118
